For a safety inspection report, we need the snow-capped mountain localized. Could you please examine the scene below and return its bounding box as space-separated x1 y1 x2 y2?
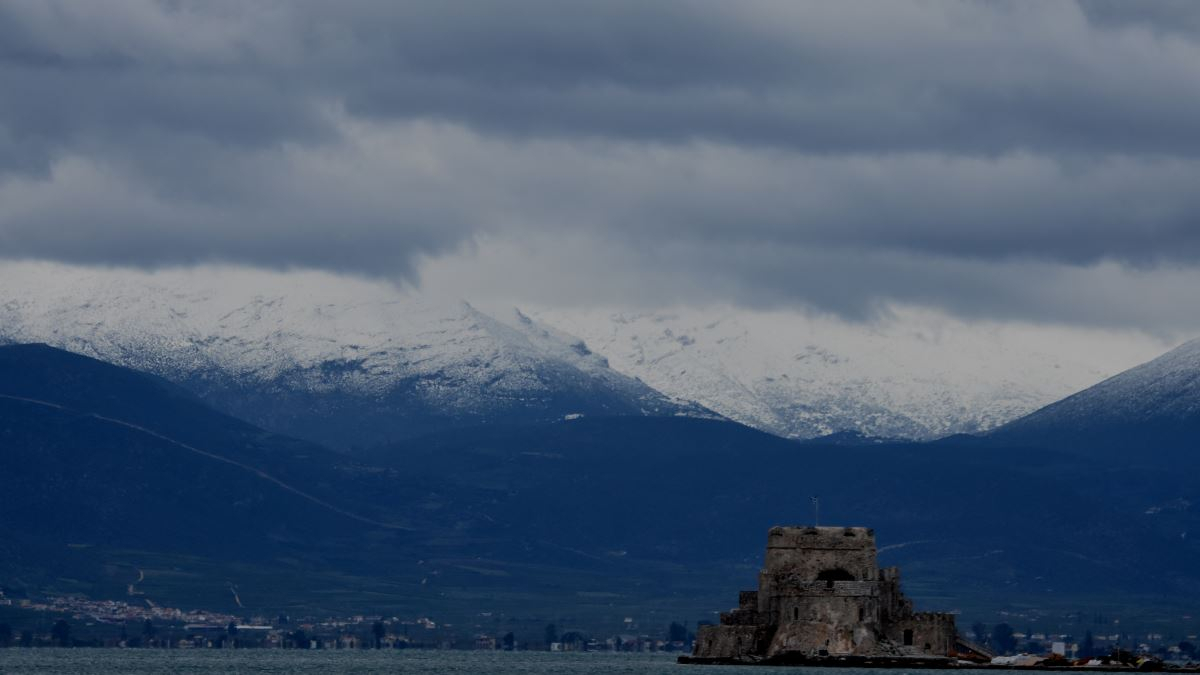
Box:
991 336 1200 456
0 262 1171 446
528 306 1171 440
0 263 707 449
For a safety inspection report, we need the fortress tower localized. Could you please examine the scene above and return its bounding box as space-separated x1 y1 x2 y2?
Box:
686 526 964 665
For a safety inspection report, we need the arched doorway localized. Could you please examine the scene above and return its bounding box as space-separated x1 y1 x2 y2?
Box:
815 568 855 588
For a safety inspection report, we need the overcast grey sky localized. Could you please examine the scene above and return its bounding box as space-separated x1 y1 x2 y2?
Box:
2 1 1200 331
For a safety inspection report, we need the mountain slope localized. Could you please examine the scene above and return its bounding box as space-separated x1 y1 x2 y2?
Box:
0 344 689 621
0 344 413 531
370 416 1200 616
530 306 1168 440
0 263 707 449
991 336 1200 459
0 344 431 612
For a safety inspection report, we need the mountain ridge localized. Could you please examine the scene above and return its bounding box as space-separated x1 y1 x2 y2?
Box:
530 306 1167 440
990 335 1200 458
0 262 1169 445
0 265 711 449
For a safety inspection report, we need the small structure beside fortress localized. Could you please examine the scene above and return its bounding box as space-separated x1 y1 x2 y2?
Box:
682 526 983 666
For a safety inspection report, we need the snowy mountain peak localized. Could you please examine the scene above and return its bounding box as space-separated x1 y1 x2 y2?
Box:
527 306 1172 440
0 263 707 448
0 261 1174 445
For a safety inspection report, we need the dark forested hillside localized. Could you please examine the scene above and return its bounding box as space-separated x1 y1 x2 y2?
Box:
3 343 1199 630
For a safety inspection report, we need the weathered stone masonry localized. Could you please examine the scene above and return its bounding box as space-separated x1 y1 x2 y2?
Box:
690 526 959 663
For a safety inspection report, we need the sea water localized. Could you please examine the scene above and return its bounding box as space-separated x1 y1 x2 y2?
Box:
0 650 1006 675
1 650 696 674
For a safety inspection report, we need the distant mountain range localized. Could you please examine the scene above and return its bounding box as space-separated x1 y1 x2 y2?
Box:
0 262 1167 446
531 306 1164 440
0 264 710 450
2 341 1199 631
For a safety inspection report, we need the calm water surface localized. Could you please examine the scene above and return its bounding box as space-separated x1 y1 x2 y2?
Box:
0 650 1009 675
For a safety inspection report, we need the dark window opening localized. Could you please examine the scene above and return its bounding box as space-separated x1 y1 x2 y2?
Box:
792 607 800 621
816 568 856 582
859 607 865 621
903 629 914 646
925 643 932 652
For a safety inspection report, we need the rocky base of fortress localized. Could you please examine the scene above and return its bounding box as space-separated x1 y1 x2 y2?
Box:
678 653 959 668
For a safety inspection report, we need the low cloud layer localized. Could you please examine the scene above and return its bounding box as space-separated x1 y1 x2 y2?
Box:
3 1 1200 330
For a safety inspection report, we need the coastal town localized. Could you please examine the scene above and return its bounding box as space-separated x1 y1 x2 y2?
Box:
0 589 696 652
1 585 1198 668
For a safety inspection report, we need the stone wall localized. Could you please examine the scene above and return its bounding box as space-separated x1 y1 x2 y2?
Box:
771 580 879 597
766 618 883 658
886 612 957 655
738 590 758 609
720 608 763 625
761 527 878 583
878 566 914 625
766 592 883 657
693 624 774 659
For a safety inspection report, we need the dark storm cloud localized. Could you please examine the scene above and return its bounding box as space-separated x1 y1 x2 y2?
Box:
1078 0 1200 34
2 0 1200 325
332 2 1200 158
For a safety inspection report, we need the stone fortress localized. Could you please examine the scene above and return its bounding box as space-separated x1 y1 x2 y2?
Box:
684 526 979 665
